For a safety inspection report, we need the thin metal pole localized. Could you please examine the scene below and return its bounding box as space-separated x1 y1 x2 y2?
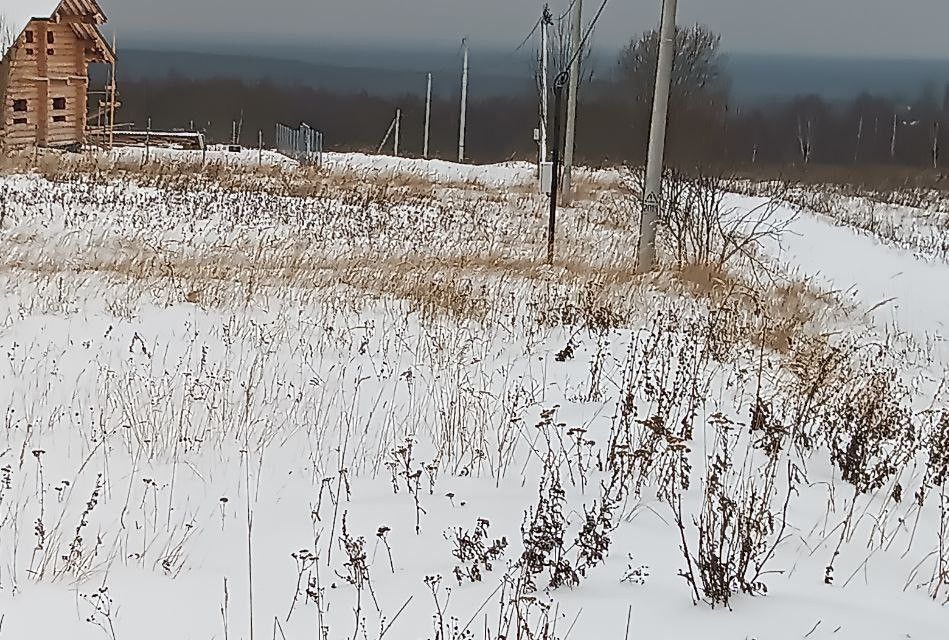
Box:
424 73 432 158
637 0 678 273
562 0 583 204
458 39 469 162
547 75 567 265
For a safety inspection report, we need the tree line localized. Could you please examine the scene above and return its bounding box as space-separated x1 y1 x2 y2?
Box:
113 26 949 171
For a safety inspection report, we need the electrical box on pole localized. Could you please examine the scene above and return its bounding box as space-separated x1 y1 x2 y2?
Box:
539 161 553 195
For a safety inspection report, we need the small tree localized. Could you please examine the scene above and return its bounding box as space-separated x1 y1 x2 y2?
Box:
0 15 14 56
618 24 730 167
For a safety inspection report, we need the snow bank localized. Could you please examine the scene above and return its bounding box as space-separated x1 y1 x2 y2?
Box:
106 144 298 168
322 152 537 187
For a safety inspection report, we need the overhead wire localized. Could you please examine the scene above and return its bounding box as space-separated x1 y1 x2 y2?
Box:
557 0 581 23
555 0 608 87
513 16 543 54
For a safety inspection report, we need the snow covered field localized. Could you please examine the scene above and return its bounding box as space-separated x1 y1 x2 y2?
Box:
0 152 947 639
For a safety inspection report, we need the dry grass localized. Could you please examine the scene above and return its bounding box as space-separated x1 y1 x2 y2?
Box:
0 148 841 361
731 163 949 199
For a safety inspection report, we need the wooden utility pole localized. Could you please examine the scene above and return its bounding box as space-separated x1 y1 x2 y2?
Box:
376 112 398 154
854 115 864 164
424 73 432 158
934 121 940 169
890 112 898 159
458 38 469 162
547 74 568 264
562 0 583 204
144 117 152 164
637 0 677 273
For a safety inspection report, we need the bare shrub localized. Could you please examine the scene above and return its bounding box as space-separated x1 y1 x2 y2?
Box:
657 169 794 275
677 415 787 609
448 519 508 585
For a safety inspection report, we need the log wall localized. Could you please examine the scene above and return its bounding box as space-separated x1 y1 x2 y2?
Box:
1 20 93 148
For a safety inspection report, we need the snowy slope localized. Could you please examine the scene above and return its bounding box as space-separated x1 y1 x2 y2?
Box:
728 192 949 370
0 157 946 640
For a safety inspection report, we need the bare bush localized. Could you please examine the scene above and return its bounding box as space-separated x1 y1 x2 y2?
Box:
658 169 794 274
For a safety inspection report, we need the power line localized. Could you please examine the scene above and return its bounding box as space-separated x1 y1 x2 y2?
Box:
555 0 607 88
557 0 581 23
514 3 555 56
513 16 543 53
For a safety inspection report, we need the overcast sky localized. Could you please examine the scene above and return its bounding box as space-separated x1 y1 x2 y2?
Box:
102 0 949 59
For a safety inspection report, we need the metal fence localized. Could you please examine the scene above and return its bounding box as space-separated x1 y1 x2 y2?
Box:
275 122 324 165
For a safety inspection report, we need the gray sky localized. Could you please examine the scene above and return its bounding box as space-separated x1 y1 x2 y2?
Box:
103 0 949 59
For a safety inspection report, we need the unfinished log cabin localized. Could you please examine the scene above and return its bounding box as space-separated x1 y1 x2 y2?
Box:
0 0 114 149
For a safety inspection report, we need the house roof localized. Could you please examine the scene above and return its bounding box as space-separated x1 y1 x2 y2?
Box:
1 0 110 59
0 1 62 40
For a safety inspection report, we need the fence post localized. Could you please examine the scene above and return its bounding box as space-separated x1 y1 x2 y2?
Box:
144 117 152 165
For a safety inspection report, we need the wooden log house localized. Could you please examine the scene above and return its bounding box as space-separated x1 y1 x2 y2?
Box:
0 0 114 149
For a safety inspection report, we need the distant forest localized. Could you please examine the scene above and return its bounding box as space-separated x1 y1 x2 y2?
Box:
113 28 949 170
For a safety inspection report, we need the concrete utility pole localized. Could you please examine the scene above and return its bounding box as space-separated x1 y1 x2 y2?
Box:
424 72 432 158
108 30 117 149
636 0 677 273
562 0 583 204
394 108 401 156
539 5 552 162
458 38 469 162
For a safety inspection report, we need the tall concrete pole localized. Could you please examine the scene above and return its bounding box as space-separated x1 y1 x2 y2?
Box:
458 39 469 163
636 0 677 273
562 0 583 204
394 108 401 156
109 30 117 150
539 8 550 162
424 73 432 158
